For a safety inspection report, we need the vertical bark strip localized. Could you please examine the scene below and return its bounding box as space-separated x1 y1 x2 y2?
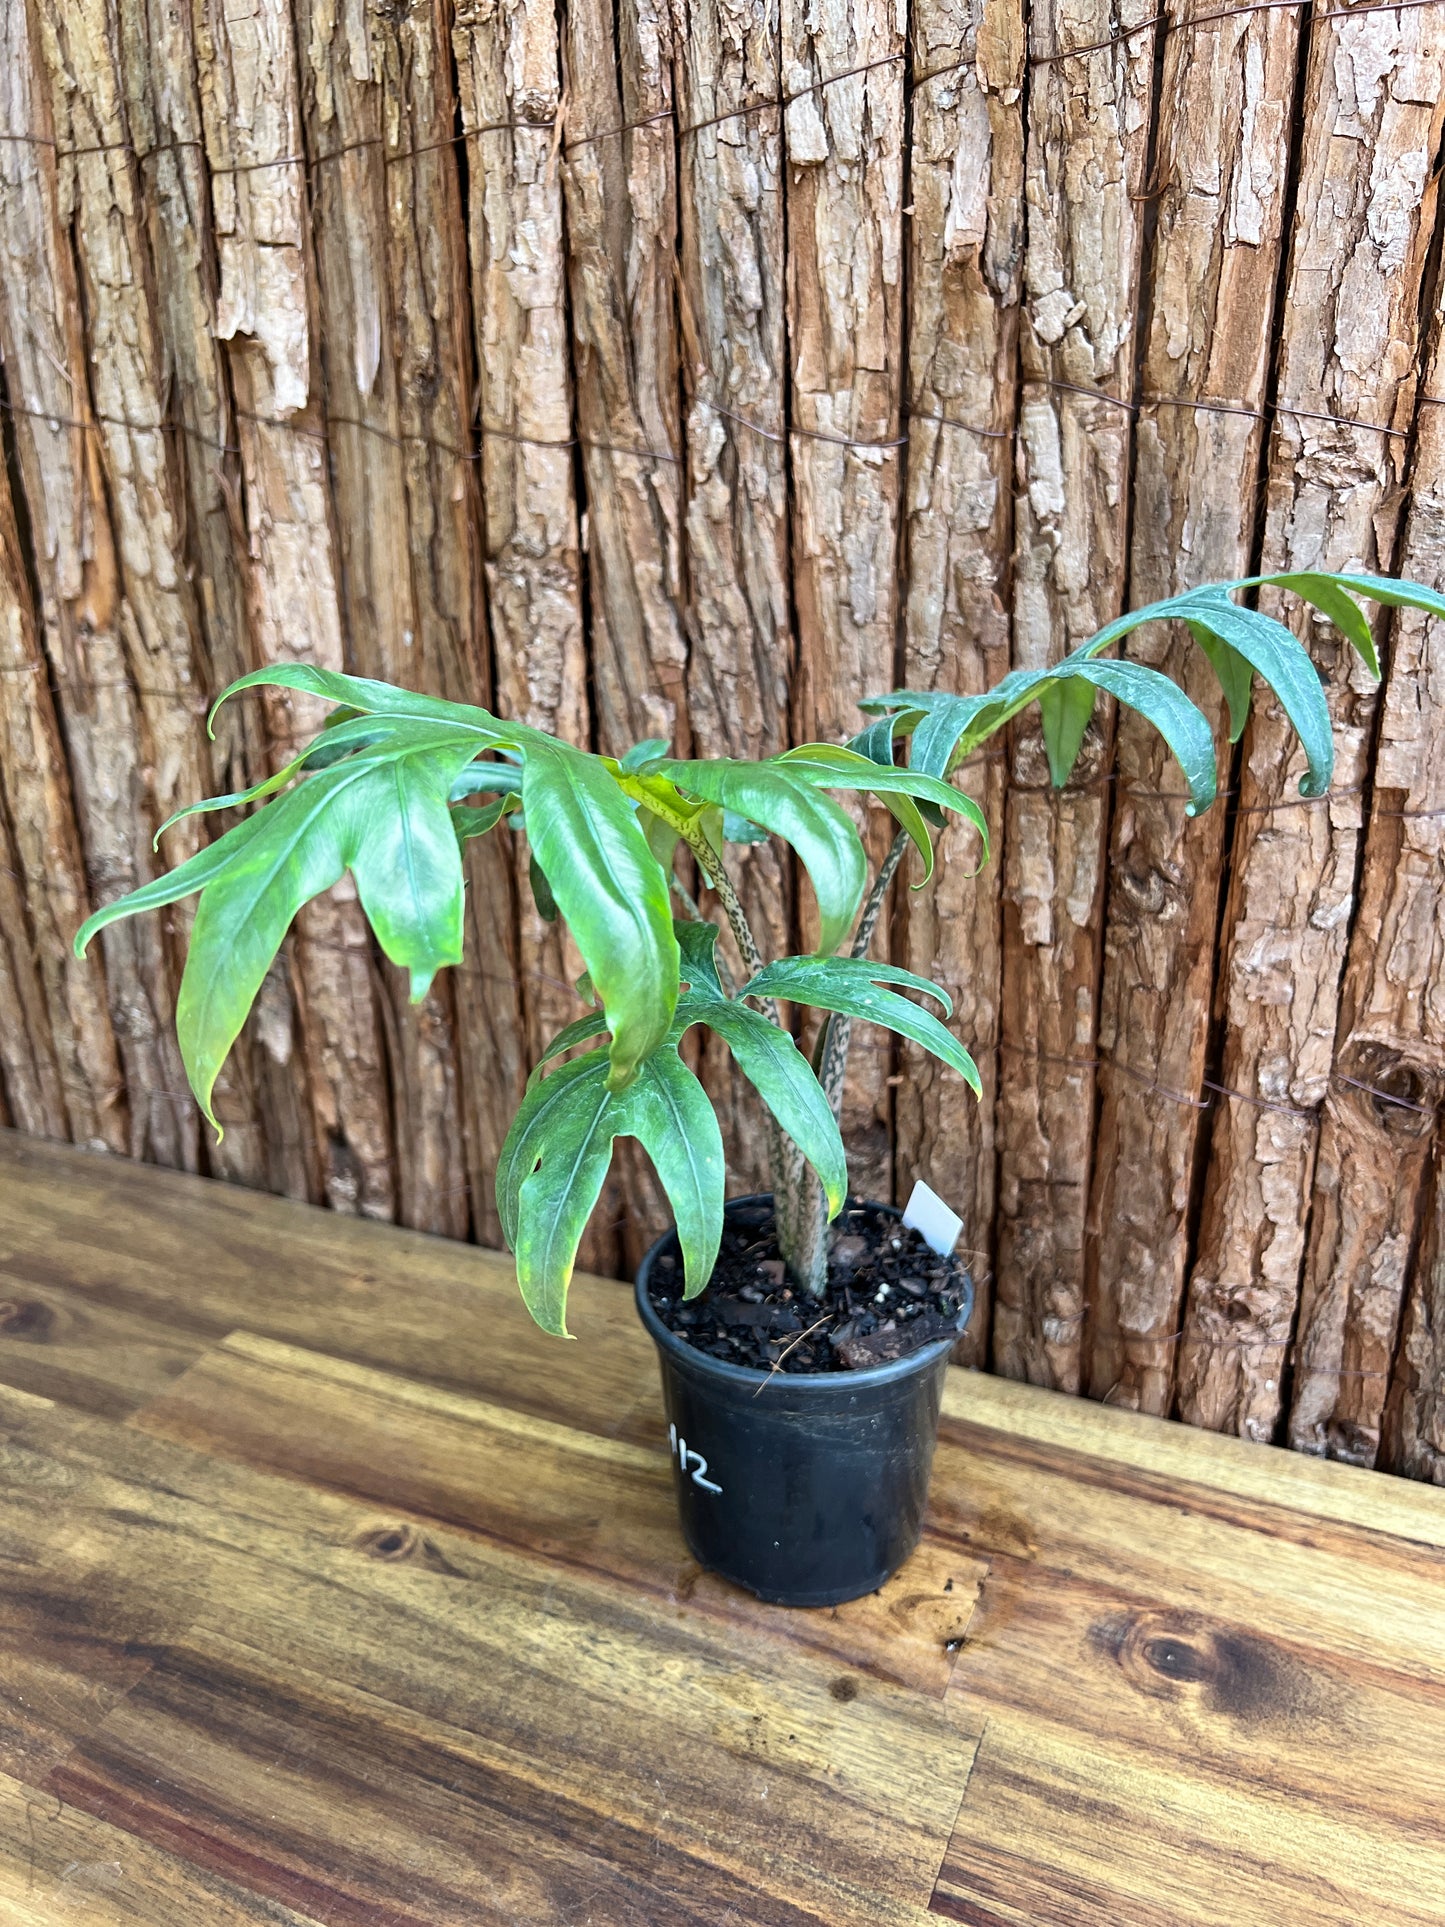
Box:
1180 3 1445 1443
561 0 688 757
1290 290 1445 1468
0 447 127 1151
561 0 687 1264
452 0 581 1237
297 0 477 1239
195 0 396 1220
673 0 791 1196
1384 1147 1445 1484
0 0 204 1173
897 0 1025 1360
993 0 1156 1392
0 786 66 1139
782 0 906 1204
1087 2 1303 1414
117 0 313 1197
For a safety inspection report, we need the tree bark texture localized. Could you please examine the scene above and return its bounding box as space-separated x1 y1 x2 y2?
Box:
992 0 1157 1394
782 0 906 1206
895 0 1024 1363
1086 0 1303 1415
0 0 1443 1480
672 0 792 1201
1291 274 1445 1471
1179 0 1445 1443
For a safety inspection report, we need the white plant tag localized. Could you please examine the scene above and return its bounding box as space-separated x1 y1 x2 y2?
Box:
902 1179 963 1257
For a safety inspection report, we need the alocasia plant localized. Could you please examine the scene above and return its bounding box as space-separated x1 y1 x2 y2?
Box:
75 572 1443 1329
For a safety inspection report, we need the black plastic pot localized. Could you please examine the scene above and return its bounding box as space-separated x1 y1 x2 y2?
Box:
635 1195 972 1608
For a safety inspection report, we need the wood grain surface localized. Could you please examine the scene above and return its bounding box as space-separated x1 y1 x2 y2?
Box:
1 1128 1442 1925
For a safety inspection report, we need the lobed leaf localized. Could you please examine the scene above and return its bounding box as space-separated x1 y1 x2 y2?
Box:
521 739 678 1087
743 955 980 1096
497 1042 723 1335
671 921 847 1218
652 757 868 955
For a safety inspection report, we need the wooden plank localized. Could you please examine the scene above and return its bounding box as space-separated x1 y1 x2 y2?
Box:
114 0 312 1194
1385 1142 1445 1482
1179 1 1445 1442
0 1128 653 1440
928 1405 1445 1680
0 1768 326 1926
945 1367 1445 1549
993 0 1159 1391
0 1392 975 1927
932 1704 1445 1927
294 0 477 1241
896 0 1024 1360
134 1330 986 1697
1087 1 1304 1414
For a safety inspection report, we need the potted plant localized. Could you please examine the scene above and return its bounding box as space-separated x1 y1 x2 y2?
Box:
76 570 1439 1605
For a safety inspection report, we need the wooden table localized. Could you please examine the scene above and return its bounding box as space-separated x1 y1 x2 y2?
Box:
0 1129 1442 1926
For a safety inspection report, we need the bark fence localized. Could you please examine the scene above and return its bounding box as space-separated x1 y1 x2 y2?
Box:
1 0 1443 1476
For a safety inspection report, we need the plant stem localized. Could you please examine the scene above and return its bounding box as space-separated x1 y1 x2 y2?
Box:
670 868 736 994
785 828 911 1295
684 830 797 1243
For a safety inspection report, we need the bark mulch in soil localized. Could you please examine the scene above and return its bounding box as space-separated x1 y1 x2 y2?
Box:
645 1197 971 1374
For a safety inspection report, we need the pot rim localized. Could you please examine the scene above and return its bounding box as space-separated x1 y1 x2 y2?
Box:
634 1192 970 1394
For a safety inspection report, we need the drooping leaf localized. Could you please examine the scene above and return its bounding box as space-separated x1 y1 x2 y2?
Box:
743 955 981 1095
650 757 868 955
860 569 1445 806
79 722 481 1124
1186 621 1253 742
450 796 514 845
497 1042 723 1335
1038 677 1096 791
865 657 1220 812
521 739 679 1087
670 921 846 1217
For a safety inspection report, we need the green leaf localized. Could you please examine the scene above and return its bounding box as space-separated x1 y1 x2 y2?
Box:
613 1048 724 1302
668 920 846 1217
450 796 514 845
1256 573 1380 678
654 758 868 955
743 956 981 1096
521 739 679 1088
674 916 727 998
1038 677 1095 790
81 722 480 1122
721 809 768 844
1175 590 1332 795
499 1051 619 1336
866 658 1220 812
529 854 559 923
211 663 520 749
619 736 672 772
497 1042 723 1335
1187 622 1253 742
782 739 940 882
449 761 525 803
